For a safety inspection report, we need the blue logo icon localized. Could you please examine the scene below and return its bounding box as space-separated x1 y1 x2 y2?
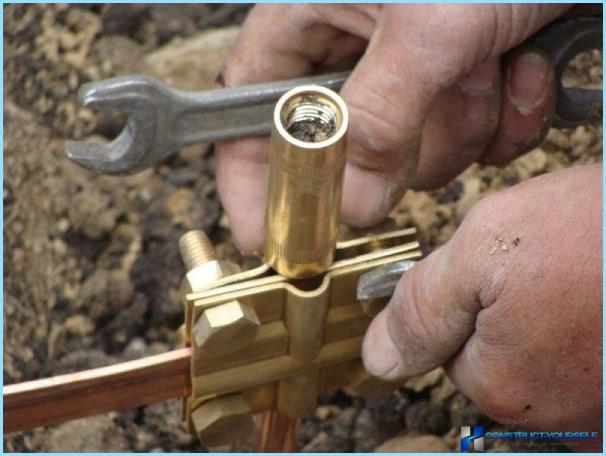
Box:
461 425 485 452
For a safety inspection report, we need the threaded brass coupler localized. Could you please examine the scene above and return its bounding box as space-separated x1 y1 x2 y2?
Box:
264 85 348 278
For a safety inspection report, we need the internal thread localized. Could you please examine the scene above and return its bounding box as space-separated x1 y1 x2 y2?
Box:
179 230 215 269
285 102 337 143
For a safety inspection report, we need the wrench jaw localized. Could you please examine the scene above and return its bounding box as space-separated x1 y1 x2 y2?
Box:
64 75 176 175
65 120 145 175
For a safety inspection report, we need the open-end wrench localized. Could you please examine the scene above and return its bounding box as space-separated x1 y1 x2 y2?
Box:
65 17 602 175
65 72 348 174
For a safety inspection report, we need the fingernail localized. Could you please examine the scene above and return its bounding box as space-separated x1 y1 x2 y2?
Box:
362 310 402 379
458 60 496 95
508 52 549 115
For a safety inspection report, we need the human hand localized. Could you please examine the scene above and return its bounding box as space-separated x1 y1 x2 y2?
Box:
362 164 602 441
215 4 570 252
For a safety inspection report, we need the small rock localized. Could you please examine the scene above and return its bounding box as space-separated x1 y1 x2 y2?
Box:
375 434 451 452
55 350 118 375
352 408 380 452
64 314 95 336
46 415 127 452
101 4 149 35
302 431 331 452
301 407 358 452
79 269 134 320
89 35 145 76
68 189 120 240
405 400 448 435
366 391 408 439
455 177 483 222
134 430 158 452
431 375 458 405
449 393 485 429
513 148 548 181
123 337 147 360
144 26 239 90
148 341 169 355
405 367 444 393
315 405 339 420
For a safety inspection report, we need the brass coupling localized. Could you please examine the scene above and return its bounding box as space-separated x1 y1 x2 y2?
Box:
264 85 348 279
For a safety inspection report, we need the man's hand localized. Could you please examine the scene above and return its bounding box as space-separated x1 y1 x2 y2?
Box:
216 4 569 252
363 164 602 439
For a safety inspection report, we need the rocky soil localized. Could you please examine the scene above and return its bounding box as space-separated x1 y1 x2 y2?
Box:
3 4 602 452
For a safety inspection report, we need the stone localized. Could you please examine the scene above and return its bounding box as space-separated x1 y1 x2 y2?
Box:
64 314 95 336
143 26 239 90
405 367 445 393
375 434 451 452
46 415 127 452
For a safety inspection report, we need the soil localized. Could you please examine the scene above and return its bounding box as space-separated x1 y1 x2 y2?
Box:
3 4 602 453
288 117 336 143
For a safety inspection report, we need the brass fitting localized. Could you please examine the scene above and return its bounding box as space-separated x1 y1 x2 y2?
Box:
178 230 259 353
190 394 255 447
264 85 348 279
179 230 215 269
192 300 260 356
179 230 240 293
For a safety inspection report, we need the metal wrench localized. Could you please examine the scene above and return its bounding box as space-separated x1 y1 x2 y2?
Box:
65 72 348 174
65 17 602 175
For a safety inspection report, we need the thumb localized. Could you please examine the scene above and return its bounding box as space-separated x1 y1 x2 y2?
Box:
362 223 484 379
339 17 432 226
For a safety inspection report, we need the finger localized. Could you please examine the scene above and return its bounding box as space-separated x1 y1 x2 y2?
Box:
408 59 501 190
215 137 269 254
339 16 437 226
480 49 556 166
361 200 495 380
219 4 378 86
216 5 375 253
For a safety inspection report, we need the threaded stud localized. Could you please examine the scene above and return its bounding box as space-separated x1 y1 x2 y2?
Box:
179 230 216 270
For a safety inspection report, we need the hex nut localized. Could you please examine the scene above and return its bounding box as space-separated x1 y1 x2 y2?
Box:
193 300 260 355
182 259 241 294
191 394 254 447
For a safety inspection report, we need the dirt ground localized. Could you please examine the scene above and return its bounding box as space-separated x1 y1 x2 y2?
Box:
3 4 602 452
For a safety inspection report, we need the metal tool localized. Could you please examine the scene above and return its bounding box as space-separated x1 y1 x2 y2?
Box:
65 72 348 174
356 260 416 300
65 17 602 175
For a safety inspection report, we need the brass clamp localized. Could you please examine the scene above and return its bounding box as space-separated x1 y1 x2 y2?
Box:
176 85 422 445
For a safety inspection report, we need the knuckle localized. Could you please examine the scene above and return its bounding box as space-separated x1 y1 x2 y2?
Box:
348 98 403 154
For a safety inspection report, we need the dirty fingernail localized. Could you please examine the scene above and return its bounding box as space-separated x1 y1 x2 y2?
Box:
362 310 402 379
509 51 550 115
